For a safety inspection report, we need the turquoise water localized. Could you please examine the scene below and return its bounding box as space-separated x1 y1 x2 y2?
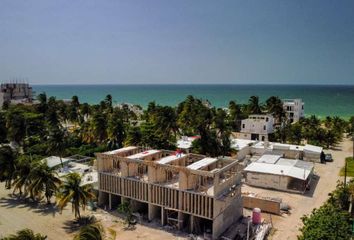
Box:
33 84 354 118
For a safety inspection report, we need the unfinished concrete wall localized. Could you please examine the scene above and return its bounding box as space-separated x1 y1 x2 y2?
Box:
303 152 321 163
236 147 251 160
246 172 289 191
212 194 243 239
242 195 281 215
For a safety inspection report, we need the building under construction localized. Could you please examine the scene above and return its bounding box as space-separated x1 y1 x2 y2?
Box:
0 82 33 107
96 146 243 239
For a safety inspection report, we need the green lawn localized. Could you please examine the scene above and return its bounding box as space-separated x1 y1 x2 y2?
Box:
340 157 354 177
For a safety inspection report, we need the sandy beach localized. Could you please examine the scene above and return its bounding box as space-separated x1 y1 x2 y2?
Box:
0 183 186 240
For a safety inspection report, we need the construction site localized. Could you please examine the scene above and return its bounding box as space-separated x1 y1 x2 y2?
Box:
96 146 243 240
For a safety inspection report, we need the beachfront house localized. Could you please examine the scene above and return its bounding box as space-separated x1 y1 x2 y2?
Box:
237 114 275 141
283 99 305 123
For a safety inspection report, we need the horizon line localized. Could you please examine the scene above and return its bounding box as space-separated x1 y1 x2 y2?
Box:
30 83 354 86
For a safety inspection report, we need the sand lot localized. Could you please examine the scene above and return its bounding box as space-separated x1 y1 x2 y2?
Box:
0 185 186 240
242 138 353 240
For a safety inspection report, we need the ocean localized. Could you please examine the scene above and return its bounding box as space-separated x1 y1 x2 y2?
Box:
33 84 354 119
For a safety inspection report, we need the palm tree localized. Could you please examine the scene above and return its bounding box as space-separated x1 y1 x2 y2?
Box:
57 173 96 219
265 96 285 124
247 96 262 114
0 146 17 189
47 126 66 167
107 111 126 149
1 228 46 240
36 92 48 114
91 112 107 143
28 162 61 203
12 155 33 196
73 223 105 240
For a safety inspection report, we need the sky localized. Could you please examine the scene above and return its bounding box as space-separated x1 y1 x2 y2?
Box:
0 0 354 85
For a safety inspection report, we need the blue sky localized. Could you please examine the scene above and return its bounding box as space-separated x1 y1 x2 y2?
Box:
0 0 353 85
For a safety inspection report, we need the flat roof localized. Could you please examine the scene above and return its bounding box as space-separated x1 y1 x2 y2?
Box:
245 159 313 180
304 144 323 154
105 146 138 155
157 154 185 164
43 156 72 168
187 157 218 170
256 154 282 164
230 139 256 150
127 149 161 159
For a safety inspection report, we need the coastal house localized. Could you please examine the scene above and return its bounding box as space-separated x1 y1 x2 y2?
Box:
283 99 304 123
0 82 34 108
96 146 243 239
237 114 275 141
230 138 323 163
244 154 314 193
42 156 98 189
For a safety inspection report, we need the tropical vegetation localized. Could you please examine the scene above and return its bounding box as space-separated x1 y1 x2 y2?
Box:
298 181 353 240
0 229 46 240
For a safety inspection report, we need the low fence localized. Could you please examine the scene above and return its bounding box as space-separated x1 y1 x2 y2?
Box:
242 195 281 215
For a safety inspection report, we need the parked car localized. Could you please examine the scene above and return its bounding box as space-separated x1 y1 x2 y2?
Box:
325 153 333 162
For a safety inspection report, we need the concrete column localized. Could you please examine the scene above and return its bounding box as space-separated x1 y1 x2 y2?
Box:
98 191 109 207
121 162 129 177
161 207 166 226
148 204 160 221
148 166 156 183
178 212 184 230
190 215 195 233
179 171 188 190
109 193 112 210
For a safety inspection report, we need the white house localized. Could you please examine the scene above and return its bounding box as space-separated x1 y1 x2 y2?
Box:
239 114 275 141
283 99 304 123
244 154 314 193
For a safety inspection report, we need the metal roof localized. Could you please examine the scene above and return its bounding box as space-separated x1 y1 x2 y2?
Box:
244 159 313 180
256 154 282 164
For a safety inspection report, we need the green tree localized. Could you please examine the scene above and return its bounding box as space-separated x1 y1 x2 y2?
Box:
0 228 46 240
265 96 285 124
6 108 26 144
0 112 7 143
46 96 60 128
124 126 142 146
0 146 17 189
298 202 351 240
228 100 243 131
107 110 126 149
28 162 61 203
247 96 262 114
73 223 106 240
36 92 48 114
91 112 107 143
12 155 34 196
47 126 67 167
57 173 96 219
